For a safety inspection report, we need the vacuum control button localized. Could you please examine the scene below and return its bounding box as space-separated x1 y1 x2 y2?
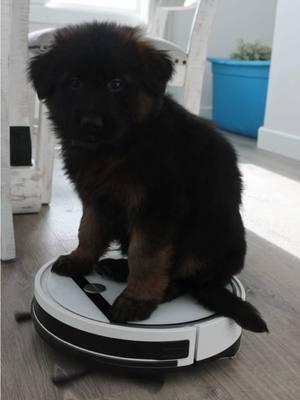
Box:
83 283 106 294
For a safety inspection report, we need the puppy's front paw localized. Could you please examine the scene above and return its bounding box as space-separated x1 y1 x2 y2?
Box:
51 255 93 277
110 294 158 323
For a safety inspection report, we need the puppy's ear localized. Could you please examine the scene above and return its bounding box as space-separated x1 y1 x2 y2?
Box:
140 45 174 97
28 49 57 100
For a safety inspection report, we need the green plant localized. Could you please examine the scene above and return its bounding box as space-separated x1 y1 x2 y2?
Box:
231 40 271 60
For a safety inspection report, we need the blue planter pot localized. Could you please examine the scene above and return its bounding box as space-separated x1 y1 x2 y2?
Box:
208 58 270 138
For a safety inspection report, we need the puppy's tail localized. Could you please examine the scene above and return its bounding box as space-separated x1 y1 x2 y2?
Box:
192 286 268 333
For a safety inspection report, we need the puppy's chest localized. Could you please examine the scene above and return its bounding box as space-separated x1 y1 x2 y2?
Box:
77 157 144 210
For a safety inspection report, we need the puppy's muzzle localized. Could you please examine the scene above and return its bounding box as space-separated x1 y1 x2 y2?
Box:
80 115 103 133
71 115 104 149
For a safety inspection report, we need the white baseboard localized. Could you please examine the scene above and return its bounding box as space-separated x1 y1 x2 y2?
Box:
258 127 300 161
199 105 212 120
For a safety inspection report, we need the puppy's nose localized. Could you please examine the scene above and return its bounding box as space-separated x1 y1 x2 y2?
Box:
80 115 103 131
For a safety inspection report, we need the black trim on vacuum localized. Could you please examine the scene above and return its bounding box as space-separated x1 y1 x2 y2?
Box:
72 275 112 319
32 299 189 361
32 309 178 369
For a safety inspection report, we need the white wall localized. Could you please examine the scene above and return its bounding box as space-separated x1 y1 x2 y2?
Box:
258 0 300 160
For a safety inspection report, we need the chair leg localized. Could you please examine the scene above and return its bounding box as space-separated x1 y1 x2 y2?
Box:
1 178 16 261
37 103 56 205
182 0 218 115
1 0 16 261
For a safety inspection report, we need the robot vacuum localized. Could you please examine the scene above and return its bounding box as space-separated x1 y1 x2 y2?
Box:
32 252 245 370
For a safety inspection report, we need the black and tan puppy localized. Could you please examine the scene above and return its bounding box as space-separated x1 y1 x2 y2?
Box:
29 22 267 332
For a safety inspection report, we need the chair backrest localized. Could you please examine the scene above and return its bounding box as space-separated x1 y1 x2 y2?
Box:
183 0 218 113
187 0 217 54
147 0 218 114
147 0 186 37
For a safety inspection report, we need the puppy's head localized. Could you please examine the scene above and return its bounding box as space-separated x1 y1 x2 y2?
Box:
28 22 173 147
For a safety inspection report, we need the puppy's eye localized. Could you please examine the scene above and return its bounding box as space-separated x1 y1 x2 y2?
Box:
107 78 123 93
70 77 82 90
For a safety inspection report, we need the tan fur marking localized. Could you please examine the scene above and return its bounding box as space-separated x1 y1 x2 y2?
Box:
125 228 173 301
138 92 155 121
120 26 143 42
71 206 105 262
125 184 145 212
57 26 79 42
78 156 145 214
174 255 201 279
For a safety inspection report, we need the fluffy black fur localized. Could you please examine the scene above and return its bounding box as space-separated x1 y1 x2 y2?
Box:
28 22 267 332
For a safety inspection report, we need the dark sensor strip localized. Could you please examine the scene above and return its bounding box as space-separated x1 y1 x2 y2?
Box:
71 275 112 320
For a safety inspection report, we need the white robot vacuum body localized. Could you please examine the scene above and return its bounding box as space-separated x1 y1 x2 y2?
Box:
32 257 245 370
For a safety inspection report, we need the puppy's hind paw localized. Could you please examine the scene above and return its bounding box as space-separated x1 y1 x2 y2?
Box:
95 258 129 282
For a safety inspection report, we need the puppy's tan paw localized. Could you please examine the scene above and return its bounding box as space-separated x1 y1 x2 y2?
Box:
110 294 158 323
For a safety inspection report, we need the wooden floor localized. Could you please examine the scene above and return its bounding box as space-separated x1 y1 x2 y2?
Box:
2 133 300 400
